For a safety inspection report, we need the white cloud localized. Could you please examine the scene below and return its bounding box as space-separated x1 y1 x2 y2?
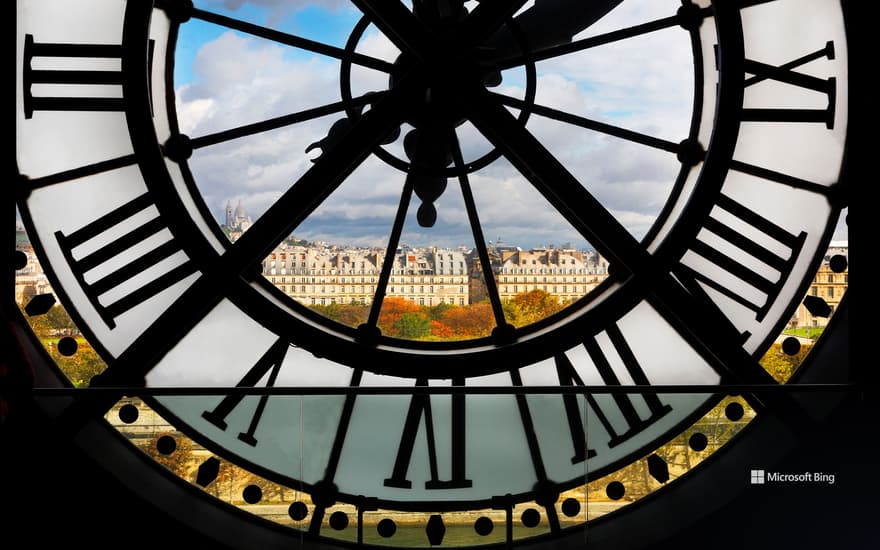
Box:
204 0 352 25
176 0 698 249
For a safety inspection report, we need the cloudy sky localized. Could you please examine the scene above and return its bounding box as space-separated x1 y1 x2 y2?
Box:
174 0 845 251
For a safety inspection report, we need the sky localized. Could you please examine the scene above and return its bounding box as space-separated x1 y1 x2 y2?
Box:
173 0 848 251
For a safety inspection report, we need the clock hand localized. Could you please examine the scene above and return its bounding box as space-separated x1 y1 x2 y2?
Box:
485 0 625 61
349 0 434 61
352 0 529 60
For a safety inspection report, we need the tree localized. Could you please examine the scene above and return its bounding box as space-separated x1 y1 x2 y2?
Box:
393 312 432 339
437 302 495 338
429 319 455 339
377 297 421 335
427 302 453 321
310 302 369 328
759 342 811 383
241 472 288 503
140 431 195 479
507 289 563 326
45 305 76 334
53 341 106 387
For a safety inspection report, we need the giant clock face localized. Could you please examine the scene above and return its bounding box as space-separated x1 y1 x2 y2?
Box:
14 0 850 547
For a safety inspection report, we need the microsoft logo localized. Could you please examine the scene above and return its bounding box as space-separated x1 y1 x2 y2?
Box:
750 470 765 484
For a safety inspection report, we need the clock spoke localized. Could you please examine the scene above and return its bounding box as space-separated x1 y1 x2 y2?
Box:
22 154 138 191
447 129 510 336
491 8 709 72
468 90 813 432
361 166 416 340
466 90 653 278
728 160 836 197
509 369 561 532
218 81 415 278
645 275 816 438
349 1 433 60
187 92 384 150
191 7 394 73
457 0 529 46
490 92 683 155
309 369 363 535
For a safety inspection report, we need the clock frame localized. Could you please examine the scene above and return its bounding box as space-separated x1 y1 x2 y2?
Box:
9 0 859 548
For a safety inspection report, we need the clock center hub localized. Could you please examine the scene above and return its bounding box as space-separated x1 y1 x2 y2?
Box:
389 51 479 130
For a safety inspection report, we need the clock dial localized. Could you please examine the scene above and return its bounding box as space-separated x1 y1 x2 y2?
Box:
14 0 851 547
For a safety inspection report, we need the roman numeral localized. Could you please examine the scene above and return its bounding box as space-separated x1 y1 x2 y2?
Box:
23 34 125 118
202 338 288 446
741 41 836 128
557 324 672 458
555 353 596 463
55 193 197 329
384 378 472 490
677 193 807 323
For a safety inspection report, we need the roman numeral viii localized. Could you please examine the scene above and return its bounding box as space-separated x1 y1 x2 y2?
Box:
556 324 672 462
56 194 197 329
23 35 126 119
742 41 837 129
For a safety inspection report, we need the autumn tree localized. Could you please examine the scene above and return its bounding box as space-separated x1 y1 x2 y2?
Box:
377 297 422 336
241 473 289 503
52 341 106 387
140 432 195 479
507 289 563 326
45 305 76 334
25 304 74 337
759 342 811 383
437 302 495 338
429 319 455 339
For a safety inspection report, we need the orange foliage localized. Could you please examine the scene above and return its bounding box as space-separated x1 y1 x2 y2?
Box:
438 302 495 338
430 320 455 339
377 297 422 335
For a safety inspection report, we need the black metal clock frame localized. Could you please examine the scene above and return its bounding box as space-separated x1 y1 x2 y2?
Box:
6 0 868 548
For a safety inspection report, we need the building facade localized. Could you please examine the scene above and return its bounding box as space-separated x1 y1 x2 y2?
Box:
262 246 471 307
494 248 609 304
14 244 55 305
791 242 848 328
